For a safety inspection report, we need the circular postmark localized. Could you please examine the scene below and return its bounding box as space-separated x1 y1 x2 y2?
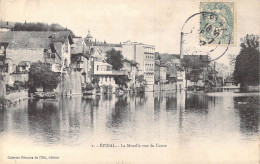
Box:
181 12 232 61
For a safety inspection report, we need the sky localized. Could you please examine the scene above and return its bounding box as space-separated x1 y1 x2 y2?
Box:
0 0 259 64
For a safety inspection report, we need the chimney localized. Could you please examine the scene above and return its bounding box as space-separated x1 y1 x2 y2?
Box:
180 32 184 59
52 33 56 41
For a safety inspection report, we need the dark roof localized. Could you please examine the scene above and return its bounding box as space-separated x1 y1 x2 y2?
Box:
50 31 72 43
122 59 138 65
183 55 209 62
165 62 177 75
155 60 167 67
169 73 177 78
8 38 51 49
18 61 30 66
0 31 71 49
160 54 180 63
0 21 16 29
71 37 90 55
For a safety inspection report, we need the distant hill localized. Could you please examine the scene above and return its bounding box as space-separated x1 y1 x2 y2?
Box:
13 22 75 36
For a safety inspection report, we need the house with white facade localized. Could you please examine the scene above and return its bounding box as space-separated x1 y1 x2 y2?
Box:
93 61 127 93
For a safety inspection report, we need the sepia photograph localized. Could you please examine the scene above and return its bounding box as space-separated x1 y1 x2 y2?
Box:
0 0 259 163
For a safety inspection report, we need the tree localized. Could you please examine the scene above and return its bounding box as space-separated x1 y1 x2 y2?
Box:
13 22 75 36
82 82 94 91
114 75 130 88
233 34 260 88
106 48 123 70
28 62 61 92
136 75 147 87
182 56 207 86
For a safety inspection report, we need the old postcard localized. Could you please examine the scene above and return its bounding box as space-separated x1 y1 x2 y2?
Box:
0 0 259 163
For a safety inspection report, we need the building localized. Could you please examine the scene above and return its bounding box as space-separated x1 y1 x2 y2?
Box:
92 42 122 53
122 40 155 90
93 60 127 93
182 55 210 88
160 54 180 84
160 53 187 89
154 60 167 84
71 37 91 84
0 20 16 31
121 59 138 88
214 62 229 87
159 65 167 84
0 31 73 71
16 61 30 73
0 31 73 85
84 30 122 53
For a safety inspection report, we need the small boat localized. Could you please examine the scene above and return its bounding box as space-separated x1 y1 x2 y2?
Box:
34 92 56 99
83 90 95 95
116 88 125 96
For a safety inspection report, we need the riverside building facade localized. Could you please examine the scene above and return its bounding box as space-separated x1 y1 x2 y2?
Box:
122 40 155 90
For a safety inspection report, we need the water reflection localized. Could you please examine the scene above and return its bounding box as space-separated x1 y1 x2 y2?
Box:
0 91 259 146
233 96 259 136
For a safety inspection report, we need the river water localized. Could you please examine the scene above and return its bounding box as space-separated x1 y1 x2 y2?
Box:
0 91 259 164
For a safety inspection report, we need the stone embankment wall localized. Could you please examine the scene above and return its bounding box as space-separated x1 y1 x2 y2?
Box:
5 90 29 103
153 84 177 92
57 71 82 95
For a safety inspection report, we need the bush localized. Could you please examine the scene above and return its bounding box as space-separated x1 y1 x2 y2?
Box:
28 62 61 92
0 97 10 106
83 83 94 91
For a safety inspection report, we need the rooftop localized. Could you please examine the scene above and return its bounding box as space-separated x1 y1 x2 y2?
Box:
160 54 180 63
71 37 90 56
122 59 138 65
0 21 16 29
18 61 30 66
0 31 72 49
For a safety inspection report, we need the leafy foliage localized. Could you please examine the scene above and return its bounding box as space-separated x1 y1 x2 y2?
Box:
114 75 129 88
106 48 124 70
233 34 260 86
91 76 100 86
83 82 94 91
0 97 10 106
189 69 202 83
13 22 75 36
6 81 28 93
136 75 147 87
182 57 205 83
28 62 61 92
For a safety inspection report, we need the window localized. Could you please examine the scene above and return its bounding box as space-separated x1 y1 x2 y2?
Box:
65 42 68 53
97 65 99 71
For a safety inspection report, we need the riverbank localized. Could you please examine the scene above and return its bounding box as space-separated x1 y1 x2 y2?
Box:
4 89 29 105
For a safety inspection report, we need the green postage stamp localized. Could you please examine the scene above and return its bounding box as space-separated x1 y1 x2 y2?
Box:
200 2 235 45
